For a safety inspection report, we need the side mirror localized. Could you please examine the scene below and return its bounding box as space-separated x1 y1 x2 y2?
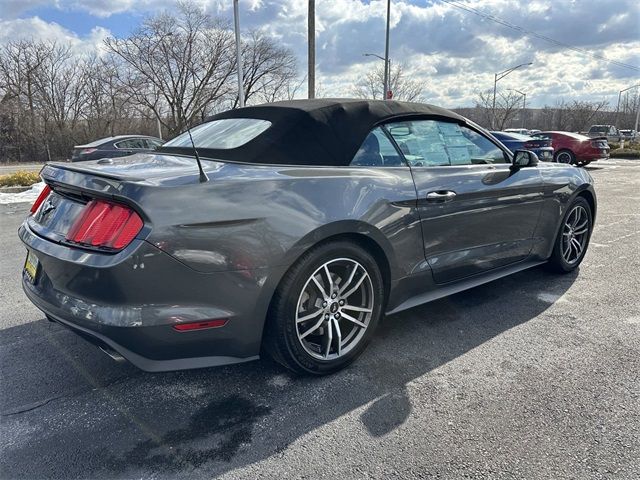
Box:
512 149 539 168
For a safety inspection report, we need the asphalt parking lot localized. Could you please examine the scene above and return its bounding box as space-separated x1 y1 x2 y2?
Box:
1 159 639 479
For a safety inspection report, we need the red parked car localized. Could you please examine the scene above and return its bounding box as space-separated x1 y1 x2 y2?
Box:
532 131 609 166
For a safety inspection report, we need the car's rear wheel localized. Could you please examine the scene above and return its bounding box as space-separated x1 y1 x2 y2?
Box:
263 240 384 375
547 197 593 273
555 149 575 164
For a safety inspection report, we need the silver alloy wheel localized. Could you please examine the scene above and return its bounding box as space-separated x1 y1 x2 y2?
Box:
557 151 573 164
295 258 375 360
561 205 589 264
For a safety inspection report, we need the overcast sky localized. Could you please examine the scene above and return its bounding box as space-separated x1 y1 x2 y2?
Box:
1 0 639 108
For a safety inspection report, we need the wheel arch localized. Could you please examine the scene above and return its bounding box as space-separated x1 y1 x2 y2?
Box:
279 220 397 298
576 187 597 222
257 222 395 357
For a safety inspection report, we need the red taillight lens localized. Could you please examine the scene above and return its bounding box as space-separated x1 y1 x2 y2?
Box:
66 199 143 250
81 148 97 155
30 185 51 214
172 319 228 331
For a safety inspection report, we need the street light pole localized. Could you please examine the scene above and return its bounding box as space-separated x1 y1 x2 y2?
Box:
615 84 640 125
492 62 533 129
383 0 391 100
233 0 245 107
363 53 391 100
508 88 527 129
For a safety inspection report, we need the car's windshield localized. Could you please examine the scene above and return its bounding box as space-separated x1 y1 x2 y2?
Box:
163 118 271 150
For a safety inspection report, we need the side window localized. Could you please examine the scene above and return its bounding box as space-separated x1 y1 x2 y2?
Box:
146 139 163 148
386 120 508 166
350 127 405 167
117 139 146 149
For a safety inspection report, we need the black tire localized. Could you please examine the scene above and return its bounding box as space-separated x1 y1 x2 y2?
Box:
555 149 575 164
263 240 385 375
547 196 593 273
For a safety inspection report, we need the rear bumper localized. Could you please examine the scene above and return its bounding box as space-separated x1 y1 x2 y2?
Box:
19 222 285 371
579 150 609 162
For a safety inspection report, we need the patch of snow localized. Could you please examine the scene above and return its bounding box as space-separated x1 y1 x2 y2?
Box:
0 182 46 205
537 292 568 304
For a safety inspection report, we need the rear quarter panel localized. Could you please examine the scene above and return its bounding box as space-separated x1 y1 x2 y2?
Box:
138 162 424 281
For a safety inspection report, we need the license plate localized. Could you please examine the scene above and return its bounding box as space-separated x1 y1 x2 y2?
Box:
24 250 40 284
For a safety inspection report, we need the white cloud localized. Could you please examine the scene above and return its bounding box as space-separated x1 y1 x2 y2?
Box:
1 0 639 107
0 17 111 55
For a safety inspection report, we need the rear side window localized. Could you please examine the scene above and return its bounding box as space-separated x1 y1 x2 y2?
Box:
145 139 163 149
116 138 147 149
163 118 271 150
350 127 405 167
386 120 508 166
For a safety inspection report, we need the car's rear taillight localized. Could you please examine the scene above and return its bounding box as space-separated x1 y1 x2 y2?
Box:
81 148 97 155
30 185 51 214
66 199 143 250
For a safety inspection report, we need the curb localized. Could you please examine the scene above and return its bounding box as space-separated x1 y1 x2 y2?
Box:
0 186 32 193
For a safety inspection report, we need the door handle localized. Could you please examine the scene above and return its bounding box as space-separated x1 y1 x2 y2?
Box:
426 190 457 202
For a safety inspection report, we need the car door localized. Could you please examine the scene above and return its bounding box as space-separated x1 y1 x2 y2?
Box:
385 119 544 284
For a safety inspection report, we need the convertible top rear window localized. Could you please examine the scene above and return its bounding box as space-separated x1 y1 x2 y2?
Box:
163 118 271 150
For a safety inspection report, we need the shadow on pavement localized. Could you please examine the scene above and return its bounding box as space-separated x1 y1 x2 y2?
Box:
0 266 577 479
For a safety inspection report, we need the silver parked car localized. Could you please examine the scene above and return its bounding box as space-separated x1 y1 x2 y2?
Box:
20 99 596 375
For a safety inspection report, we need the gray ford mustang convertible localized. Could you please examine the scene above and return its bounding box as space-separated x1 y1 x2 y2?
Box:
20 99 596 374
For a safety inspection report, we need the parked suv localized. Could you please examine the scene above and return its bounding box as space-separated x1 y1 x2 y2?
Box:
587 125 622 143
71 135 164 162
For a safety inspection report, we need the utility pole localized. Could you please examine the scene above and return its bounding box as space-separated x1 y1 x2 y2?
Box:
233 0 245 107
308 0 315 99
383 0 391 100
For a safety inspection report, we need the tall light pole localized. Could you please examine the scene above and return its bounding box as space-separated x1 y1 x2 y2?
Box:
308 0 315 99
363 53 391 99
233 0 245 107
383 0 391 100
615 83 640 125
508 88 527 129
492 62 532 129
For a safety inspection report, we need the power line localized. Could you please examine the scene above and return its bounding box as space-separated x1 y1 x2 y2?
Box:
440 0 640 72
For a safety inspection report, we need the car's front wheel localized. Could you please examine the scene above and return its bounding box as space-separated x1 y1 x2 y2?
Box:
547 197 593 273
264 240 385 375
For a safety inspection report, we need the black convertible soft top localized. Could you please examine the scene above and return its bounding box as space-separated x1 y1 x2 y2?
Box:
160 99 468 166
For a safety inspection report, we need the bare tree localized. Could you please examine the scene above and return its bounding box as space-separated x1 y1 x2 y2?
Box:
352 63 422 102
105 1 236 136
475 89 523 130
232 31 298 107
565 100 609 133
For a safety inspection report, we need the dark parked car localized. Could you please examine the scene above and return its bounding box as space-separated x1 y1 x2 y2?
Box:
587 124 621 143
491 131 554 162
21 99 596 375
71 135 164 162
532 131 609 166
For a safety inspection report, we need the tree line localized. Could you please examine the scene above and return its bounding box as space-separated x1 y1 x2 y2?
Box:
1 0 636 163
0 2 299 163
468 89 639 132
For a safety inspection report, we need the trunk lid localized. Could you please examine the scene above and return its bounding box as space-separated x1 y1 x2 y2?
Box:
30 153 219 248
